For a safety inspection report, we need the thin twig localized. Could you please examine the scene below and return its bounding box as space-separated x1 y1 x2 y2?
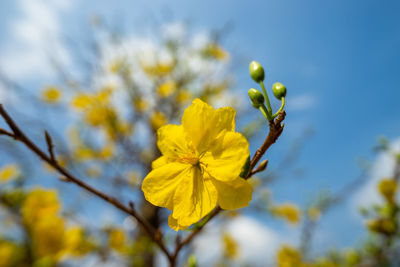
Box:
0 104 172 260
44 131 56 162
0 128 15 138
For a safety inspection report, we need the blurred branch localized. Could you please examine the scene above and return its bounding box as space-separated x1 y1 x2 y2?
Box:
0 104 172 261
300 168 371 257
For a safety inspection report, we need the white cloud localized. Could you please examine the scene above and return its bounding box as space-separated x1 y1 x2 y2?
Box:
351 138 400 217
0 0 73 81
193 216 294 266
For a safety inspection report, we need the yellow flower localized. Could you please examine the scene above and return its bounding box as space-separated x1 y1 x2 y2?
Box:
22 188 60 226
157 81 176 98
98 143 115 160
42 86 62 103
72 94 92 110
142 62 174 77
222 233 238 259
150 111 167 131
142 99 252 231
0 242 19 267
271 203 301 224
203 44 229 61
63 227 93 257
277 245 307 267
134 98 148 113
378 179 397 203
176 90 192 104
109 228 127 253
0 164 20 182
31 216 65 259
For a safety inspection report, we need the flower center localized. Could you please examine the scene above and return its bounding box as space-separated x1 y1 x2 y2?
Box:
180 155 200 166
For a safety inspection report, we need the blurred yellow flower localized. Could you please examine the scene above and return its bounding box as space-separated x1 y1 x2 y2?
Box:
109 228 127 253
84 106 116 127
203 44 229 61
75 147 95 161
72 94 92 110
222 233 238 259
64 227 93 257
142 99 252 231
0 242 18 267
277 245 307 267
176 90 192 104
142 62 174 77
32 216 65 259
367 218 397 235
271 203 301 224
98 143 115 160
134 98 148 113
0 164 20 182
126 171 142 187
378 179 397 203
150 111 167 131
157 81 176 98
85 164 102 178
22 188 60 226
42 86 62 103
307 207 321 221
109 59 126 74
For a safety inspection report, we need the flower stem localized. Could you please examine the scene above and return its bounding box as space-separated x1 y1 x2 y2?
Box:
260 81 272 118
272 97 285 119
259 103 271 121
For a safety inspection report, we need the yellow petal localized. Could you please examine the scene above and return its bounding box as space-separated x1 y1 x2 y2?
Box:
172 167 217 227
167 214 190 231
202 132 249 182
212 177 253 210
157 124 193 159
151 156 168 169
216 107 236 132
142 162 191 210
182 99 235 154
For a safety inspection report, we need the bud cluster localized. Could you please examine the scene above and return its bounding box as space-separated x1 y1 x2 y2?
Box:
247 61 287 121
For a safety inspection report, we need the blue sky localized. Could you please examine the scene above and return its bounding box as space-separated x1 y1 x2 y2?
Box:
1 0 400 264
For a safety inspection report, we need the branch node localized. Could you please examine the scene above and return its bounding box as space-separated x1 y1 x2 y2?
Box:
44 130 56 162
129 201 135 211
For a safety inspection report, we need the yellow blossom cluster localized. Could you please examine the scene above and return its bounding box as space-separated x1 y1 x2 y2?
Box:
277 245 307 267
42 86 62 104
271 203 301 224
72 88 131 140
0 164 20 183
222 233 238 259
21 188 93 263
378 178 397 203
108 228 129 254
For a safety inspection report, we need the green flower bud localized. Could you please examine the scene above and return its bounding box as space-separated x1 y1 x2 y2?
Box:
249 61 265 83
248 88 264 108
272 82 287 100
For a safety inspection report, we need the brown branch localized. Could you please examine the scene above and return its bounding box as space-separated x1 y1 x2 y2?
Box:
248 111 286 173
0 128 15 138
170 111 286 265
0 104 172 260
44 130 56 162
